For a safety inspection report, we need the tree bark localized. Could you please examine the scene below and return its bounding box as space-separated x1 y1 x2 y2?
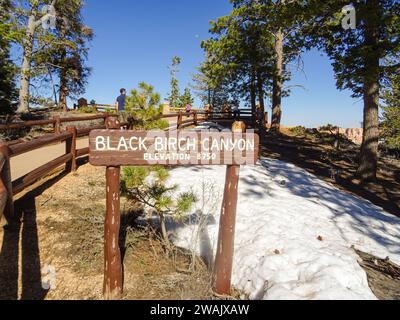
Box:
17 11 38 114
257 71 266 138
250 69 257 127
271 28 284 133
58 20 69 112
357 0 380 182
159 212 171 252
59 53 68 112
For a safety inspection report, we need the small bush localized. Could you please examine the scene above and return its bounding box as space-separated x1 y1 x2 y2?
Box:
289 126 306 136
78 105 97 114
121 166 197 248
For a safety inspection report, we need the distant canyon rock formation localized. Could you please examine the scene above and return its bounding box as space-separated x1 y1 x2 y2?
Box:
339 128 364 145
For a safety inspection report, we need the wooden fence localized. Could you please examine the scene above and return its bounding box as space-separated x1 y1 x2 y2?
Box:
0 109 258 221
0 114 127 222
167 109 255 130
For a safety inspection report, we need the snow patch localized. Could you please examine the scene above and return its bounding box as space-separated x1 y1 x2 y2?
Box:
167 158 400 300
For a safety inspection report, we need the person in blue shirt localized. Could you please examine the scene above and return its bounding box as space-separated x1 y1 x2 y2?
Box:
116 88 126 112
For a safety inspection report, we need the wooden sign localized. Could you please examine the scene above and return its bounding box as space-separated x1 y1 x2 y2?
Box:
92 118 259 299
89 130 259 166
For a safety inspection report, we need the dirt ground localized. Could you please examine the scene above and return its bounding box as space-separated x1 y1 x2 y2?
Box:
0 163 220 300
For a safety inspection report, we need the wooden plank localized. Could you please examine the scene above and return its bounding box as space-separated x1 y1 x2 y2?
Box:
9 132 72 157
89 130 259 166
12 153 72 195
60 114 106 123
76 147 89 157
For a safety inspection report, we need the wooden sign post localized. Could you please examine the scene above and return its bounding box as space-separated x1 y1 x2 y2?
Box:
89 124 259 299
103 117 123 300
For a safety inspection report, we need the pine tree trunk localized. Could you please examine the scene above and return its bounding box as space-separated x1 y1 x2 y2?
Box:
257 71 266 138
58 22 68 112
250 70 257 127
59 51 68 112
357 0 380 182
17 12 37 114
59 83 68 112
159 212 171 251
271 28 284 133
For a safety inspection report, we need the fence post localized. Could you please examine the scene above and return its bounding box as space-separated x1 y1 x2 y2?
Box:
104 112 110 128
66 126 77 172
0 144 14 223
177 112 183 130
212 123 244 295
103 117 123 300
53 116 61 134
193 111 198 126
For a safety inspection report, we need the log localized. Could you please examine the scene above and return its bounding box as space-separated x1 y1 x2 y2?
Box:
0 119 55 131
60 114 106 123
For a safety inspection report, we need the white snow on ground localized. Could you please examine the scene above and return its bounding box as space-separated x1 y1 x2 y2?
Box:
167 158 400 300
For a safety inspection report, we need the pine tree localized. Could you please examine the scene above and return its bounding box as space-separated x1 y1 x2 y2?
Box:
0 0 16 114
167 56 181 109
52 0 93 111
125 82 169 130
381 72 400 150
179 87 194 107
300 0 400 181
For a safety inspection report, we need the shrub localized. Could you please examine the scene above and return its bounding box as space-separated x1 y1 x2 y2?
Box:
289 126 306 136
121 166 197 249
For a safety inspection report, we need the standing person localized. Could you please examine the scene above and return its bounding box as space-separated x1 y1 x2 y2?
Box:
116 88 126 112
233 105 240 120
185 103 192 114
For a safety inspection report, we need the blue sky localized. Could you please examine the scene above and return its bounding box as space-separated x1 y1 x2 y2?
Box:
79 0 363 128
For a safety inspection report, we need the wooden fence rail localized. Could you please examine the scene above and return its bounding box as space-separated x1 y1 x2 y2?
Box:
0 114 108 132
0 115 124 223
0 110 257 222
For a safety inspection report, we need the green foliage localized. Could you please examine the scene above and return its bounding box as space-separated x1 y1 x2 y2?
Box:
289 126 306 136
300 0 400 98
382 73 400 149
179 87 194 107
199 0 300 112
121 166 197 236
0 0 16 114
319 124 339 133
125 82 169 130
167 56 181 108
46 0 93 104
77 105 96 113
381 106 400 149
176 192 198 217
